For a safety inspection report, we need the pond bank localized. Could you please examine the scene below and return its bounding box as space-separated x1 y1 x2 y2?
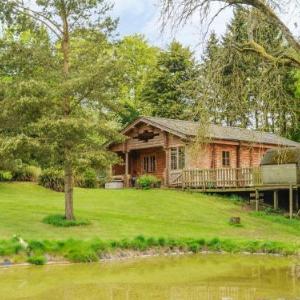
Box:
1 235 300 266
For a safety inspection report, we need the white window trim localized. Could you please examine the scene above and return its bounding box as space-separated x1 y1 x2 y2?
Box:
170 146 186 171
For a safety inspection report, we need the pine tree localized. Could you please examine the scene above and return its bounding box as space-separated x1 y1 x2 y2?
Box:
200 7 299 139
141 41 200 120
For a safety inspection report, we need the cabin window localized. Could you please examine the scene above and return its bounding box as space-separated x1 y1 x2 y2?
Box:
143 155 156 173
171 147 185 170
222 151 230 167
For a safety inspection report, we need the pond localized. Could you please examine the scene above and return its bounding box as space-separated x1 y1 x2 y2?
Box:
0 254 300 300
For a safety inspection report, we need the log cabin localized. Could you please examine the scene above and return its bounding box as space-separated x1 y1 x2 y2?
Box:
108 116 299 187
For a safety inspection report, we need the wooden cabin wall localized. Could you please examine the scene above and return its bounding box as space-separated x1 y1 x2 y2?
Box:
185 142 270 169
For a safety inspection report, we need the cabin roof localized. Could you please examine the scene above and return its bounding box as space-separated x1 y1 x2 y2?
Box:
261 148 300 166
123 116 300 147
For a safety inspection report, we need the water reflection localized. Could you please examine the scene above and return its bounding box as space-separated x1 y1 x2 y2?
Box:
0 254 300 300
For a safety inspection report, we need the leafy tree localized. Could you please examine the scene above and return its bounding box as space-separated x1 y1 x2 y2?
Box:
0 1 122 220
141 41 200 119
115 35 158 125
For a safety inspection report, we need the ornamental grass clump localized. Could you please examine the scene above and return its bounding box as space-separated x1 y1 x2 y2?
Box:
13 165 41 182
38 168 64 192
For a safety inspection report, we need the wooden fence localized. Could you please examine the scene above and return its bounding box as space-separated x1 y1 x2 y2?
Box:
171 167 262 189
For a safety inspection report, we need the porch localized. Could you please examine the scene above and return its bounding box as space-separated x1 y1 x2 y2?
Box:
112 147 166 186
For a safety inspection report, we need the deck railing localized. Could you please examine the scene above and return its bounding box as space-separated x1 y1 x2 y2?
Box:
171 167 262 189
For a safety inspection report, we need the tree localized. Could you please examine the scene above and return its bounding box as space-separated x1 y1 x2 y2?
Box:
0 1 122 220
161 0 300 67
115 35 158 125
199 8 299 139
141 41 200 119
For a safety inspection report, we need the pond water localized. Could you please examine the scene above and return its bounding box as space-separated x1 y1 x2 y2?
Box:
0 254 300 300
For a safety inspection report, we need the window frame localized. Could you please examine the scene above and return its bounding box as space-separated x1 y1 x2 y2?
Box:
143 154 156 173
170 146 186 170
222 151 230 167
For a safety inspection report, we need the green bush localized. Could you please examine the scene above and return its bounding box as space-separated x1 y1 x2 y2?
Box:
67 249 98 263
77 169 98 188
38 168 64 192
188 243 200 253
27 255 46 265
0 239 23 256
28 240 46 253
42 214 90 227
13 165 41 182
136 175 160 189
0 170 13 182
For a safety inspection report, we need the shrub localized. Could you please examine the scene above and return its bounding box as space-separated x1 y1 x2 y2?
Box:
28 240 46 253
38 168 64 192
27 255 46 265
0 170 13 182
130 235 147 251
77 169 98 188
158 237 166 246
13 165 41 182
136 175 160 189
67 249 98 263
207 237 221 251
42 214 90 227
188 243 200 253
0 239 23 256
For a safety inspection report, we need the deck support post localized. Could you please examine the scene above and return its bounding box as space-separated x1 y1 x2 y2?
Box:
273 190 279 210
255 189 259 212
294 189 299 213
289 185 293 220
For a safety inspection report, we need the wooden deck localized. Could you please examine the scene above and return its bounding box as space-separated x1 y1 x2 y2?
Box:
171 167 261 188
171 167 299 192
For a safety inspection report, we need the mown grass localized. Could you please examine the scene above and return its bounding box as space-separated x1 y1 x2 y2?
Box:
1 235 298 265
1 182 300 244
1 182 300 265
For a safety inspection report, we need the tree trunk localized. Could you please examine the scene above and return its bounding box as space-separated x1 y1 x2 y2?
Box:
64 162 74 220
61 6 74 220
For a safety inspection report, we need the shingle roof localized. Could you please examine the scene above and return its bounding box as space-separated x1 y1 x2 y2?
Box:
139 116 300 147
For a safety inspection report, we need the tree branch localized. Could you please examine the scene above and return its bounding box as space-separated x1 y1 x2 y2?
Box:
162 0 300 64
14 0 63 35
234 40 300 67
12 7 61 39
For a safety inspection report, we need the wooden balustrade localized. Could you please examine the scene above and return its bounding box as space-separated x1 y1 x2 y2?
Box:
170 167 262 189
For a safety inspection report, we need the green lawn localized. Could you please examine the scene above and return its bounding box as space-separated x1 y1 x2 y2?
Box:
0 182 300 243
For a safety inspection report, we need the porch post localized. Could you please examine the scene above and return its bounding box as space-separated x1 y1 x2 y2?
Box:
165 148 170 186
164 132 170 186
125 151 129 187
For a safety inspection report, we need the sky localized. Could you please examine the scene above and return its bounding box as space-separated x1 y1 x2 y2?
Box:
111 0 300 56
111 0 234 56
